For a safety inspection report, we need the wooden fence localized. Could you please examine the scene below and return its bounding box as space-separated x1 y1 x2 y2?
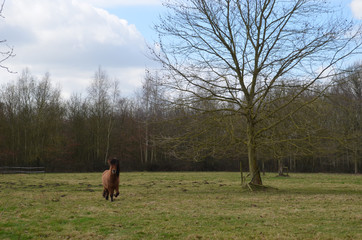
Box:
0 166 45 174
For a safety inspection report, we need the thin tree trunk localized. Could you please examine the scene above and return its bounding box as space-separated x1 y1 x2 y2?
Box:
144 121 148 165
353 148 358 174
104 116 112 165
278 157 284 176
240 160 244 185
139 137 143 165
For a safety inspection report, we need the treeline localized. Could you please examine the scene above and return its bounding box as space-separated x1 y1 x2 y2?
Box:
0 65 361 173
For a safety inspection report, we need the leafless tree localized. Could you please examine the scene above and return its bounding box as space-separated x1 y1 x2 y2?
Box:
87 67 120 165
0 0 15 73
152 0 362 186
0 69 62 166
137 70 167 166
330 62 362 174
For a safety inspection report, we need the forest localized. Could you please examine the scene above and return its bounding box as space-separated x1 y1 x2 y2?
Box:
0 63 361 174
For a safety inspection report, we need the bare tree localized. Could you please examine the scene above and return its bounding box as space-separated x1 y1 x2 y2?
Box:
330 62 362 174
137 70 166 166
0 69 62 167
87 67 120 166
0 0 15 73
153 0 362 186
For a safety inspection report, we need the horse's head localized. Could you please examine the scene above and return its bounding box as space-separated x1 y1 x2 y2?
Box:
108 158 120 176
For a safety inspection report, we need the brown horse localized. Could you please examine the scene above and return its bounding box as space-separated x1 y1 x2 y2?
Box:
102 158 120 202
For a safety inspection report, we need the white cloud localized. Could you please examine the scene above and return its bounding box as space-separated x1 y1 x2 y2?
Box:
0 0 154 98
84 0 162 7
351 0 362 19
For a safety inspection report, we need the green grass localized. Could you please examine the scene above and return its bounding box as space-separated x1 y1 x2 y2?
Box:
0 172 361 239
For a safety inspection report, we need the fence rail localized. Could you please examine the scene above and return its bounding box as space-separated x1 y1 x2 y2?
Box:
0 166 45 174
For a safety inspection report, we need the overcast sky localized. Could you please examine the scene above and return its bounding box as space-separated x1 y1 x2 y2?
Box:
0 0 361 99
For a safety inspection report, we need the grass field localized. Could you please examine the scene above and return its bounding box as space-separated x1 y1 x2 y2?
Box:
0 172 361 239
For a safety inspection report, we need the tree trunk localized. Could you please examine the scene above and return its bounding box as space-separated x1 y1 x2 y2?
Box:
104 119 112 165
354 158 358 174
240 160 244 185
278 157 284 176
144 121 148 165
246 121 262 185
353 149 358 174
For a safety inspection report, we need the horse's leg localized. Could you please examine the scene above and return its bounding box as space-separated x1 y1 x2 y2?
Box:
110 187 115 202
115 184 119 198
105 189 109 200
110 191 114 202
103 188 107 198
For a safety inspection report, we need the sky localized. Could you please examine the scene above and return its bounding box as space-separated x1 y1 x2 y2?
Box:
0 0 361 99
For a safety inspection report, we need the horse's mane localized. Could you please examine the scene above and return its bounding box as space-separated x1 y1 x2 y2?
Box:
110 158 120 176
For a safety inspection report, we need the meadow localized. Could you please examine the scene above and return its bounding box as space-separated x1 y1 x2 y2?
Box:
0 172 361 239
